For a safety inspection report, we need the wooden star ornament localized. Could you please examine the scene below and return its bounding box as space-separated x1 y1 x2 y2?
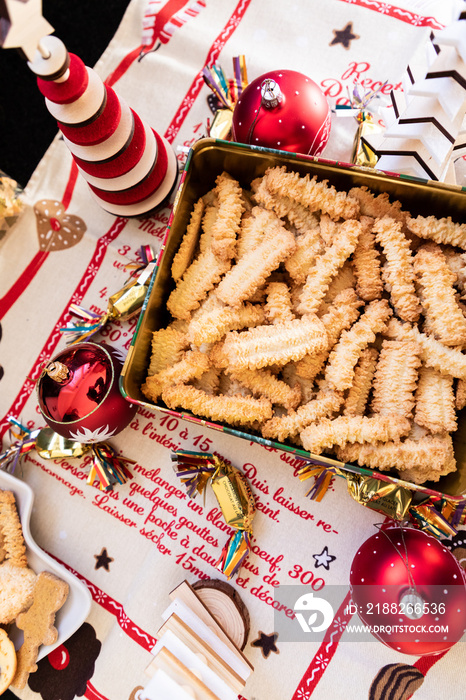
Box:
0 0 54 61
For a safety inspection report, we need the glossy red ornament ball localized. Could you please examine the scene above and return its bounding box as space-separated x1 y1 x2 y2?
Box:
37 342 137 444
349 526 466 656
232 69 331 155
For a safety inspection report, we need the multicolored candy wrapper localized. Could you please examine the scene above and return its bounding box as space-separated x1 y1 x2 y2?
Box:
87 442 135 492
204 56 248 140
1 417 133 491
441 498 466 528
60 246 155 345
172 450 255 579
408 499 457 539
297 461 345 502
0 418 40 473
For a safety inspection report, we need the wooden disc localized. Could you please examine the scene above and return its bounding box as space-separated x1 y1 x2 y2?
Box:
27 36 69 80
192 579 250 651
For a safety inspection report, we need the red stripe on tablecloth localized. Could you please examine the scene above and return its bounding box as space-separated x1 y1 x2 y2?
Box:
105 46 144 87
0 216 128 441
164 0 252 144
0 250 49 321
84 681 110 700
404 648 451 699
46 550 158 650
414 649 449 674
292 590 354 698
61 160 80 210
338 0 444 29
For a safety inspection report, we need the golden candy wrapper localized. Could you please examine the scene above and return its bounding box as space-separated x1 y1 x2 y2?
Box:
107 264 155 321
346 474 412 520
211 459 255 532
172 451 256 578
61 260 155 344
2 418 133 491
409 500 457 538
352 111 381 168
208 109 233 140
35 427 89 460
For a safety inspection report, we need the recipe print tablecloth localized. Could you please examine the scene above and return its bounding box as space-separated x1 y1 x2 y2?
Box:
1 1 466 699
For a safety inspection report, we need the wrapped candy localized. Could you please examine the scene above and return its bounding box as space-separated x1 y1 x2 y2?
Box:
172 450 255 579
60 246 155 345
297 457 461 539
203 56 248 140
334 81 387 167
441 498 466 528
1 417 134 491
346 473 413 520
0 418 41 473
409 499 457 539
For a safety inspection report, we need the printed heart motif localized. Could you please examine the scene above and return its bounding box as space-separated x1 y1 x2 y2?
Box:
34 200 87 252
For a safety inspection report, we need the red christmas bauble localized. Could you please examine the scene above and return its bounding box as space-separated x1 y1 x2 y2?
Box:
350 526 466 656
232 69 331 155
37 342 137 444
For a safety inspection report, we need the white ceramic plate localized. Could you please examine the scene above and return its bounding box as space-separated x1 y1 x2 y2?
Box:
0 469 92 660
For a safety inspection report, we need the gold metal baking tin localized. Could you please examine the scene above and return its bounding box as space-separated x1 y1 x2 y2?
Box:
121 138 466 501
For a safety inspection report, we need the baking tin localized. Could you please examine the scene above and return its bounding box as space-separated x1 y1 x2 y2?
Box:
120 138 466 502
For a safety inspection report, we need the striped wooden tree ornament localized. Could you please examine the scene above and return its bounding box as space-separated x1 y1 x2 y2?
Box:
28 35 179 216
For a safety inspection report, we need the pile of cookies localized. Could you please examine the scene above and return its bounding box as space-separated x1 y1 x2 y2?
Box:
0 488 69 693
142 165 466 485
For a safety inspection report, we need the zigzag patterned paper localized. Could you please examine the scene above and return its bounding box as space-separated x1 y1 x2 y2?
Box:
363 11 466 182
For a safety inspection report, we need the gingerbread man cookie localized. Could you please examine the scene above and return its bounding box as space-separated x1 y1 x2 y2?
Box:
13 571 69 690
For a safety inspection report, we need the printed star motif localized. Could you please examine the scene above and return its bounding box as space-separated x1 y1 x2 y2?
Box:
251 631 279 659
313 546 336 570
330 22 359 50
94 547 114 572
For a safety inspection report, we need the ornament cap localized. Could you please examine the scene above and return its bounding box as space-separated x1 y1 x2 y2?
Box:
260 78 282 110
43 360 70 384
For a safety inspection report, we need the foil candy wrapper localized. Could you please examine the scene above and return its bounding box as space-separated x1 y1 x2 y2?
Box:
409 500 457 539
204 55 247 142
351 111 381 168
298 456 463 539
346 474 413 519
60 251 155 345
172 450 255 579
208 109 234 140
1 418 133 491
